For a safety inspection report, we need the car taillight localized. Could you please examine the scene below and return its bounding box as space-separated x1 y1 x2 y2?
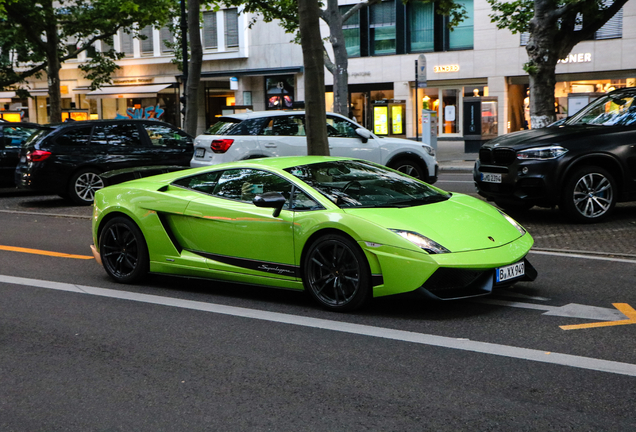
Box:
27 150 52 162
210 139 234 153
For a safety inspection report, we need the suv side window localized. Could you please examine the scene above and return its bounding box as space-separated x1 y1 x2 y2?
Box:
91 123 141 147
55 126 93 147
143 123 192 147
326 116 359 138
259 116 306 136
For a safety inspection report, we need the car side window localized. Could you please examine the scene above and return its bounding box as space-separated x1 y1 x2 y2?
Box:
259 116 305 137
91 124 141 147
212 168 293 206
326 116 359 138
173 171 222 194
2 126 39 148
54 126 93 147
143 124 192 147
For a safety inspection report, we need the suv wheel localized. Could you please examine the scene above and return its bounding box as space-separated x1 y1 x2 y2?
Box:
389 159 427 181
68 168 104 205
560 166 616 223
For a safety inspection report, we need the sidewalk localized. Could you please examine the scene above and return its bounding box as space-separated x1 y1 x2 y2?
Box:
436 140 476 173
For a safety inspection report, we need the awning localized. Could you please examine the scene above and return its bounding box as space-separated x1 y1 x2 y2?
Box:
86 84 172 99
0 91 16 99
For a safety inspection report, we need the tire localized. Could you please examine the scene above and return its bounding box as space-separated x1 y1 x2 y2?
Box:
389 158 427 181
303 234 371 312
560 166 616 223
99 216 149 283
68 168 104 205
494 200 533 214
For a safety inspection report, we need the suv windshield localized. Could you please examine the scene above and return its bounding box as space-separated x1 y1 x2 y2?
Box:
285 160 450 208
565 92 636 126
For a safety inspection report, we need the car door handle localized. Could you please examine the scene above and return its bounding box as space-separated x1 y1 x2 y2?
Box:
264 144 277 148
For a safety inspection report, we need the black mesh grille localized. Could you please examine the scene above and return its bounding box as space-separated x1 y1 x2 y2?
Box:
480 148 516 166
422 268 487 292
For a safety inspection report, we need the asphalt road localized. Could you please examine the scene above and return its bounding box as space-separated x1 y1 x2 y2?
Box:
1 177 635 431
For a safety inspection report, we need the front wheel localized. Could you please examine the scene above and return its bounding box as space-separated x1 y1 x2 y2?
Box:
389 159 427 181
560 166 616 223
68 168 104 205
303 234 371 312
99 216 149 283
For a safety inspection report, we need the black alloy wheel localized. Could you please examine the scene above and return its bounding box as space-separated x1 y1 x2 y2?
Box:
561 166 616 223
69 168 104 205
389 159 426 181
99 216 149 283
303 234 371 311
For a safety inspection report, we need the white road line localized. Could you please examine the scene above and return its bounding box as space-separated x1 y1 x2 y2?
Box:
2 274 635 377
530 250 636 264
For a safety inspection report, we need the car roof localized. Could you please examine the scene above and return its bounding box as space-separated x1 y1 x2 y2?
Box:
217 110 346 121
0 121 42 128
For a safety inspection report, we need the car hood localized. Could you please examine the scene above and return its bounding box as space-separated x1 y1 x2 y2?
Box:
482 125 615 150
342 194 525 253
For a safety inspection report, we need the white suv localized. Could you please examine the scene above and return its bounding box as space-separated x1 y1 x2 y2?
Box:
190 110 438 183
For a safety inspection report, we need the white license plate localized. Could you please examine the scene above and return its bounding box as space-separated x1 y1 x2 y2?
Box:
481 173 502 183
496 261 525 283
195 148 205 157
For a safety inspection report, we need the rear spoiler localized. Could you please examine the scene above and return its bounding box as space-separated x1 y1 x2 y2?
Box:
101 166 189 187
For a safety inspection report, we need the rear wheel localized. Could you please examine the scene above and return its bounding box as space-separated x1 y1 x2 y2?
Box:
560 166 616 223
68 168 104 205
389 159 427 181
303 234 371 312
99 216 149 283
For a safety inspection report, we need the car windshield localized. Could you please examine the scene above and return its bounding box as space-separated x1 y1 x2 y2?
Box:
565 92 636 126
285 160 450 208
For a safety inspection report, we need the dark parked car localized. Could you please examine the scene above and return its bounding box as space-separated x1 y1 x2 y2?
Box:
15 119 193 205
474 87 636 223
0 122 42 186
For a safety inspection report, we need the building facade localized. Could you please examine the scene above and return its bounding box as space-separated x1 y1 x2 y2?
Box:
10 0 636 146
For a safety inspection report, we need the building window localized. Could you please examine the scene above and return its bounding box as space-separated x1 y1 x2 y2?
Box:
370 0 396 55
119 29 134 56
160 27 173 53
409 1 434 52
100 37 113 53
447 0 473 50
340 6 361 57
225 9 239 48
203 11 218 49
266 75 295 110
140 25 154 55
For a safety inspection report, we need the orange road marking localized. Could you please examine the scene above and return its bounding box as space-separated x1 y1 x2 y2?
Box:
0 245 94 260
560 303 636 330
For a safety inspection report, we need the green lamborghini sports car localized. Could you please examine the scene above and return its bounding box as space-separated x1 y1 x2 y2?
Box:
91 156 536 311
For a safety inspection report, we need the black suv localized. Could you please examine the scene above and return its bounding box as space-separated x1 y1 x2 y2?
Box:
0 122 42 186
474 87 636 223
15 119 193 204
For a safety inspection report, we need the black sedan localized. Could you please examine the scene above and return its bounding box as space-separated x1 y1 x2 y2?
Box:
15 119 193 205
474 87 636 223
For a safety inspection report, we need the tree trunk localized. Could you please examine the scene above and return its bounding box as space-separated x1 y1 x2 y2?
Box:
298 0 329 156
324 0 349 116
525 0 560 128
185 0 202 136
44 13 62 123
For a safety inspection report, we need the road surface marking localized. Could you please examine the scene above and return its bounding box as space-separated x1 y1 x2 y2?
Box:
1 274 635 377
529 249 636 264
560 304 636 330
475 298 628 321
0 245 93 260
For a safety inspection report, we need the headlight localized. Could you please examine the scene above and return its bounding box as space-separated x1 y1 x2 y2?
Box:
517 145 567 160
422 145 435 157
497 210 526 235
389 229 450 254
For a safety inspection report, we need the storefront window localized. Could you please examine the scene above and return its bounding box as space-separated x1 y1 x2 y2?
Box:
442 89 458 133
370 1 396 55
266 75 295 110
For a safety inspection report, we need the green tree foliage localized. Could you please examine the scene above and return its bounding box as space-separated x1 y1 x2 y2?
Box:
0 0 175 122
487 0 629 127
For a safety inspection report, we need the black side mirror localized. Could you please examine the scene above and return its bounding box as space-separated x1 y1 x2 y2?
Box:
253 192 287 217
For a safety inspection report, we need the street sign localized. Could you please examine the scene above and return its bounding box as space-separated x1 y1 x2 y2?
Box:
417 54 427 88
